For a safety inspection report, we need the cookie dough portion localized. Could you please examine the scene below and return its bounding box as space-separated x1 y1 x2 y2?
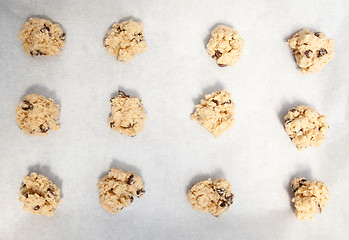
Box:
97 168 145 214
191 90 235 137
188 178 234 217
284 105 328 150
291 178 329 221
207 25 245 67
287 29 335 74
19 173 61 217
16 94 60 136
18 18 66 57
103 19 147 62
109 91 147 137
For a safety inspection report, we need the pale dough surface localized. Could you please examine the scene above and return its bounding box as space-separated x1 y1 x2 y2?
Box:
206 25 245 67
188 178 234 217
284 105 328 150
103 19 147 62
108 91 147 137
97 168 145 214
18 18 66 57
291 178 329 221
16 94 60 136
287 29 335 74
19 173 61 217
191 90 235 137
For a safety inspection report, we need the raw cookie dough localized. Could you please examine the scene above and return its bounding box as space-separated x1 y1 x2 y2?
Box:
97 168 145 214
19 173 61 217
16 94 60 136
109 91 147 137
103 19 147 62
287 29 335 74
284 105 328 150
191 90 235 137
18 18 66 57
206 25 245 67
188 178 234 217
291 178 329 221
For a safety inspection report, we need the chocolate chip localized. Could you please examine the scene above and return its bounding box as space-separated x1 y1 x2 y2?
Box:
317 48 328 57
126 175 135 185
318 203 322 213
218 64 227 67
304 50 313 58
215 188 225 196
110 122 115 128
25 193 29 198
22 100 33 111
118 91 130 98
314 32 321 37
40 25 50 33
212 99 219 106
30 50 44 57
39 124 49 133
136 188 145 197
33 205 40 211
222 100 232 105
214 50 222 58
21 183 26 189
220 201 227 207
129 196 134 203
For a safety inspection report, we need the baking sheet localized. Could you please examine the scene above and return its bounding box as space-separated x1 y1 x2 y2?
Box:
0 0 349 239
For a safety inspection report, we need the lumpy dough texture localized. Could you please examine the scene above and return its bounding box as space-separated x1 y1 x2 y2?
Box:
284 105 328 150
103 19 147 62
191 90 235 137
291 178 329 221
16 94 60 136
188 178 234 217
206 25 245 67
109 91 147 137
287 29 335 74
97 168 145 214
18 18 66 57
19 173 61 217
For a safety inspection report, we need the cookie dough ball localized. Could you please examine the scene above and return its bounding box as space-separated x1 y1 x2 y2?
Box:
18 18 66 57
291 178 329 221
191 90 235 137
287 29 335 74
206 25 245 67
284 105 328 150
103 19 147 62
97 168 145 214
188 178 234 217
109 91 147 137
19 173 61 217
16 94 60 136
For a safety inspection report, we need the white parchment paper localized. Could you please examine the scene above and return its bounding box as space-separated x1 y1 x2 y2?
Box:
0 0 349 239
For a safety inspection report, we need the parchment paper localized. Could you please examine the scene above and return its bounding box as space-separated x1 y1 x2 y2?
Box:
0 0 349 239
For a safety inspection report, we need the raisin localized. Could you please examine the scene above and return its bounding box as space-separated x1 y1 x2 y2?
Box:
304 50 313 58
136 188 145 197
126 175 135 185
33 205 40 211
214 50 222 58
317 48 328 57
218 64 227 67
22 100 33 111
40 25 50 33
39 124 49 133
